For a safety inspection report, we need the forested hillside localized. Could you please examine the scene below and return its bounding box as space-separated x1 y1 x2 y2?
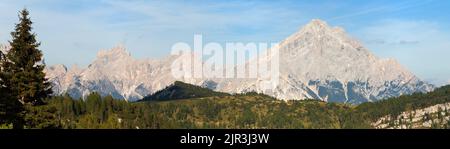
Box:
21 92 347 129
356 85 450 128
141 81 229 101
14 83 450 129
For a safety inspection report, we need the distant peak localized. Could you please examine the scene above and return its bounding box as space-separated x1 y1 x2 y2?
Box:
110 44 128 54
303 19 332 30
309 19 328 27
295 19 334 36
49 64 67 72
97 44 131 59
284 19 339 43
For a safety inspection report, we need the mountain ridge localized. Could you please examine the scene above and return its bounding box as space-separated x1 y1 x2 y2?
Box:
44 19 434 103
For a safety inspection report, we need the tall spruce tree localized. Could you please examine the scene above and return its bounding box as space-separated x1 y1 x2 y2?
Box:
0 9 52 129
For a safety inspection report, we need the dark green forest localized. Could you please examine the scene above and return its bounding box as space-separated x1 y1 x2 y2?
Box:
4 84 448 129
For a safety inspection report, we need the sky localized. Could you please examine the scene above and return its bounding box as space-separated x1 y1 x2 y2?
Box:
0 0 449 86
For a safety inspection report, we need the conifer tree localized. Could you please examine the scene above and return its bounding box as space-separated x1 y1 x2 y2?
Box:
0 9 52 129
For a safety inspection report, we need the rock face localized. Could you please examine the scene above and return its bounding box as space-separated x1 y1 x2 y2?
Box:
372 102 450 129
45 45 203 101
45 19 434 103
212 19 434 104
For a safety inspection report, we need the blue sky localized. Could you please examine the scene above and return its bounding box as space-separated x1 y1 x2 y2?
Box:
0 0 449 86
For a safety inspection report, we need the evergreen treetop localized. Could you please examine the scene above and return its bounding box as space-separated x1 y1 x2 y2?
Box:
0 8 52 129
4 8 52 105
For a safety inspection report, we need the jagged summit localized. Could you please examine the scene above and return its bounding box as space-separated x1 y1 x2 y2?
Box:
216 19 434 103
48 64 67 72
45 44 204 101
96 44 131 61
310 19 327 25
304 19 346 34
302 19 331 32
285 19 359 48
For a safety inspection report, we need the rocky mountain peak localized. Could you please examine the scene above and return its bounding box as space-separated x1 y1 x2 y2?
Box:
229 19 434 103
283 19 346 48
45 64 67 79
303 19 331 31
48 64 67 72
96 44 131 61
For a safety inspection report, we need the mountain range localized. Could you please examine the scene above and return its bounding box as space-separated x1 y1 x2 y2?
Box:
41 19 434 104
